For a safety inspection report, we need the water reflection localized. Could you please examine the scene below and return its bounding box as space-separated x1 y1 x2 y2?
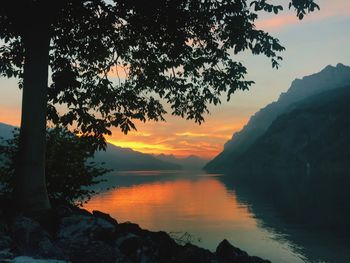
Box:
84 171 349 263
220 175 350 263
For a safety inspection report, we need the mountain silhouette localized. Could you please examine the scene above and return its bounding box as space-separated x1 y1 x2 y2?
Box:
155 154 208 170
94 144 180 171
205 63 350 171
0 122 180 171
234 85 350 179
210 79 350 229
0 123 16 140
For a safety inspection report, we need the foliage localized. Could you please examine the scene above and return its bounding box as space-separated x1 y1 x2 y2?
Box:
0 127 110 206
0 0 319 149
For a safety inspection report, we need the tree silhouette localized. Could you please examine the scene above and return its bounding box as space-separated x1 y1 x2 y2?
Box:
0 0 319 212
0 127 109 206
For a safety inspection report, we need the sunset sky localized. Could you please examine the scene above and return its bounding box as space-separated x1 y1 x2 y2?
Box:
1 0 350 159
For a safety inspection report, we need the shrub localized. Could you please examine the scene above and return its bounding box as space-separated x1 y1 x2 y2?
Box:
0 127 110 206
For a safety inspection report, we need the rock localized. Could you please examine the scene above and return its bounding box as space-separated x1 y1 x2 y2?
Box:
1 204 270 263
144 231 181 262
0 234 12 250
92 210 118 226
10 256 67 262
116 233 139 247
116 228 182 263
11 216 66 261
216 239 270 263
117 222 143 236
57 214 118 262
117 233 144 259
0 220 14 261
117 232 162 263
249 256 272 263
0 248 15 261
173 243 218 263
54 205 74 218
216 239 247 260
58 214 116 242
61 239 119 263
72 207 92 216
0 235 13 261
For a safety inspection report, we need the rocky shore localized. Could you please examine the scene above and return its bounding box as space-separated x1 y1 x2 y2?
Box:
0 205 270 263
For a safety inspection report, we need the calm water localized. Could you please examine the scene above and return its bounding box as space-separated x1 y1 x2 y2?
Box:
84 170 350 263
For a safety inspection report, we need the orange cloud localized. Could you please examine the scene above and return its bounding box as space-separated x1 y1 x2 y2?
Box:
107 139 174 154
256 1 350 31
0 89 251 159
256 14 299 30
175 131 231 139
106 111 250 159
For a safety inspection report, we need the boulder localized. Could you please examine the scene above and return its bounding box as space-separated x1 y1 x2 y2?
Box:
57 214 118 262
117 222 144 236
92 210 118 226
216 239 270 263
173 243 218 263
0 204 271 263
0 248 15 261
117 233 156 262
10 256 67 262
11 216 65 260
145 231 181 261
0 234 12 250
58 214 116 242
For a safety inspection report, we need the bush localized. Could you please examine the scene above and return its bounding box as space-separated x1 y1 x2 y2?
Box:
0 127 110 206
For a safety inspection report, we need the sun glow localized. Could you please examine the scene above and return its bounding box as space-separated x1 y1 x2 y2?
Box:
107 139 174 154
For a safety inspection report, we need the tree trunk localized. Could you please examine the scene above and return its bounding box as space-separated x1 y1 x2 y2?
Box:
14 23 51 212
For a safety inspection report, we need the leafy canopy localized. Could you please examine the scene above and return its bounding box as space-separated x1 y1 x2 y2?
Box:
0 0 319 147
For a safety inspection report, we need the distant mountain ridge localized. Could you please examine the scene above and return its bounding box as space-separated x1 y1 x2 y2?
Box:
155 154 208 170
0 123 16 140
205 63 350 171
0 122 180 171
94 144 181 171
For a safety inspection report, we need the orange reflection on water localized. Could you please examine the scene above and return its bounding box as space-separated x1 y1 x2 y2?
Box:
84 177 256 232
85 174 314 261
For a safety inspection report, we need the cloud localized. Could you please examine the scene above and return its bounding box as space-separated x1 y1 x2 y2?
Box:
105 111 250 158
256 0 350 31
107 139 174 154
175 131 231 139
175 132 209 137
256 14 300 30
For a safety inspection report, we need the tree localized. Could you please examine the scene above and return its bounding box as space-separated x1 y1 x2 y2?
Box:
0 0 319 212
0 127 109 206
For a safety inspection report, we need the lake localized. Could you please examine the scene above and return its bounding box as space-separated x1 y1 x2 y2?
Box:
84 170 350 263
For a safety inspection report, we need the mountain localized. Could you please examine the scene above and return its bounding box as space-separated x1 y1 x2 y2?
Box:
0 123 16 165
0 122 180 171
0 123 15 140
94 144 181 171
205 63 350 171
234 85 350 178
219 85 350 230
155 154 208 170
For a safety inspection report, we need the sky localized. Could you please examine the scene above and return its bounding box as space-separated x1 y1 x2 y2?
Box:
1 0 350 159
